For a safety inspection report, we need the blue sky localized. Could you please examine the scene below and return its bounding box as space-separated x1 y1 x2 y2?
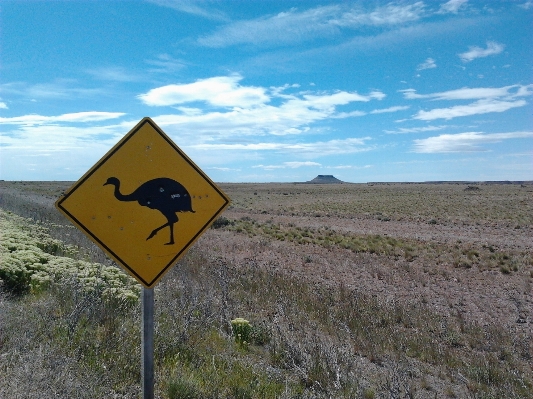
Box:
1 0 532 182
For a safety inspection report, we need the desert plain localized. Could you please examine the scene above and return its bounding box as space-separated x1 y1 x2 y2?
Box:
0 180 532 398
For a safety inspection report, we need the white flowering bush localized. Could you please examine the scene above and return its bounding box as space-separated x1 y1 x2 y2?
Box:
0 208 140 302
231 317 252 347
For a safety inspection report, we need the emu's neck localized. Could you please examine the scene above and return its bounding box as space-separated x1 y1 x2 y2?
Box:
111 182 136 202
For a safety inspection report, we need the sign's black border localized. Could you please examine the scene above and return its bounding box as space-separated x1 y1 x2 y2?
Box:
55 117 230 288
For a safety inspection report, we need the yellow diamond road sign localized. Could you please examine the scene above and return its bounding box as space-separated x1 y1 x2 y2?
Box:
55 117 230 288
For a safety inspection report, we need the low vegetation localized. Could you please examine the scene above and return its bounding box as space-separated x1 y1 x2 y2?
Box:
215 216 531 273
1 181 531 398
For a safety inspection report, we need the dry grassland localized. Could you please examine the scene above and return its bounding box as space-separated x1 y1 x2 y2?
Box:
1 180 532 398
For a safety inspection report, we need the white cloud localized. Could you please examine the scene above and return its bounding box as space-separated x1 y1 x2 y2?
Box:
138 77 385 137
0 102 7 109
518 1 533 9
253 161 321 170
0 111 126 126
284 161 321 168
332 110 367 118
197 3 425 47
138 75 269 108
413 99 526 120
438 0 468 14
334 105 408 118
401 84 533 120
370 105 410 114
417 58 437 71
336 2 425 26
400 84 533 101
413 131 533 153
252 164 283 170
205 167 241 172
147 0 228 21
458 41 505 62
302 90 384 108
190 137 372 157
384 125 448 134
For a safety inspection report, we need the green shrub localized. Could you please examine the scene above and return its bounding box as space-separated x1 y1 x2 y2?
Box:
231 317 252 346
167 377 200 399
0 208 140 302
211 216 234 229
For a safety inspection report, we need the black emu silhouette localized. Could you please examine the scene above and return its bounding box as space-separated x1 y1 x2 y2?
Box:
104 177 195 245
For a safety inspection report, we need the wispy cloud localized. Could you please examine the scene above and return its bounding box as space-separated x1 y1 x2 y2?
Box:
0 123 127 156
253 161 321 170
384 125 448 134
145 54 186 73
0 80 107 100
147 0 228 21
413 131 533 153
86 67 142 82
402 84 533 121
0 121 133 180
370 105 410 114
0 111 126 126
417 57 437 71
197 2 425 48
437 0 468 14
330 105 408 119
190 137 372 157
413 99 526 121
0 101 7 109
458 41 505 62
334 2 425 26
401 84 532 101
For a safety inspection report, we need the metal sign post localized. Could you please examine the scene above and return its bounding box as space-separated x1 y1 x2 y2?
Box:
142 288 154 399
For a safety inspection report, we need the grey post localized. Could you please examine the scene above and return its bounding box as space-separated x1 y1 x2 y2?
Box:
142 287 154 399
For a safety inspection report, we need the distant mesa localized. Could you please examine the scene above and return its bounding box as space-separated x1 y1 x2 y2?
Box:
306 175 344 184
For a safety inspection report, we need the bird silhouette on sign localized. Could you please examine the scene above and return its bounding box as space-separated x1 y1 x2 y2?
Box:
104 177 195 245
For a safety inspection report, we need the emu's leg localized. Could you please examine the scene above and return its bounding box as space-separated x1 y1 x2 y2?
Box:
146 222 176 245
165 223 175 245
147 222 169 241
